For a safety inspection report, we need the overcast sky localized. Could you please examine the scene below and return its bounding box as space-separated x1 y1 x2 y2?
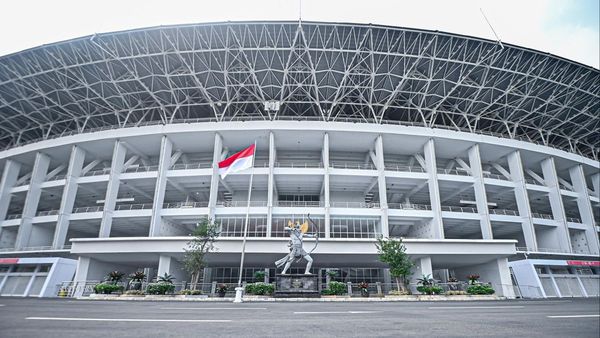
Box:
1 0 598 68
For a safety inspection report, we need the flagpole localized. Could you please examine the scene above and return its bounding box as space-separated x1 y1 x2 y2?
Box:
234 140 256 301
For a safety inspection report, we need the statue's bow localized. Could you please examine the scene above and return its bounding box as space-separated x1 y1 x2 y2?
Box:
307 214 319 254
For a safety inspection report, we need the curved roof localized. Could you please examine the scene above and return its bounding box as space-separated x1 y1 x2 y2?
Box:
0 21 598 159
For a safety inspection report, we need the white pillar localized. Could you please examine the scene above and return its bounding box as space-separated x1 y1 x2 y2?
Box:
15 152 50 249
149 136 173 237
410 256 433 283
569 165 599 255
157 254 185 281
424 139 444 238
208 133 223 220
267 132 275 237
72 256 91 297
507 150 537 250
0 160 20 237
53 145 85 249
541 157 571 253
591 173 599 197
99 141 127 238
374 135 389 237
323 133 331 238
468 144 492 239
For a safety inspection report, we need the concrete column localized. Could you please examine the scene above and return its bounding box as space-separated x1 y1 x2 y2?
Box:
323 133 331 238
410 256 433 284
267 132 275 237
541 157 571 253
99 141 127 238
0 160 21 222
149 136 173 237
424 139 444 238
157 254 185 281
374 135 389 237
468 144 492 239
454 258 515 298
208 133 223 220
53 146 86 249
591 173 599 197
507 150 537 251
569 165 599 255
15 152 50 249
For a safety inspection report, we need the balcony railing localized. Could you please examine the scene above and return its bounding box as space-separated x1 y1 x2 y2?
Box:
384 164 425 173
489 209 519 216
388 203 432 210
122 165 159 173
441 205 477 213
276 201 324 207
72 206 104 213
114 203 153 211
217 201 268 207
170 162 212 170
81 168 111 177
0 245 72 252
330 202 380 208
36 210 59 216
566 217 582 223
437 168 471 176
525 178 543 185
274 161 323 168
6 214 22 220
329 162 376 170
531 212 554 220
483 173 510 181
163 201 209 208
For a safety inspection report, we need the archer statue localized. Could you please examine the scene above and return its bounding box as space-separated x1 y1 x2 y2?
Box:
275 215 319 275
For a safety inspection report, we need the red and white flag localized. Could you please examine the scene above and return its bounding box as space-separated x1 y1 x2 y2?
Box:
218 144 255 179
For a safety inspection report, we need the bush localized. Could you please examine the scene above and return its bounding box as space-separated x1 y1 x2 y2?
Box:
146 283 175 295
416 286 444 295
388 290 410 296
124 290 145 296
179 289 203 295
320 289 335 295
467 284 495 295
245 283 274 295
328 281 346 295
93 283 123 294
446 290 467 295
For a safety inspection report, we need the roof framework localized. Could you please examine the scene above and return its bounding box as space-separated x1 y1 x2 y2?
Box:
0 21 598 159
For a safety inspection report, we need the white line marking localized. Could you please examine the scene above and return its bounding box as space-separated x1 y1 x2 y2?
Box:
0 305 4 307
428 306 525 310
161 307 267 310
26 317 230 323
294 311 380 314
547 315 600 319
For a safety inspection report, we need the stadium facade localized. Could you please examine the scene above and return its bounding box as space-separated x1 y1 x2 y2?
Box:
0 21 598 299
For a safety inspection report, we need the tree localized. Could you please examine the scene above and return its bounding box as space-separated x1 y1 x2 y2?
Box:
375 237 414 292
183 218 220 290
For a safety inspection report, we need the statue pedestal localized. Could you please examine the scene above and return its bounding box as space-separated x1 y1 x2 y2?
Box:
274 274 320 298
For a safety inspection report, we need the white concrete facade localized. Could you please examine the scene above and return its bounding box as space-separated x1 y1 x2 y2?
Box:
0 122 598 298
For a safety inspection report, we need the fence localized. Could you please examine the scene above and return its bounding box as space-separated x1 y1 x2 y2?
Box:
329 162 376 170
387 203 431 210
441 206 477 213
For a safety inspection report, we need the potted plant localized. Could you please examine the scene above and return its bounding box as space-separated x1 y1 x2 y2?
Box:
128 271 146 290
158 273 175 284
216 283 228 297
467 274 480 285
358 282 369 297
105 271 125 285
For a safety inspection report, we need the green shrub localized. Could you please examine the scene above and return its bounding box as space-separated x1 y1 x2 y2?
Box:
179 289 203 295
467 284 495 295
416 285 444 295
124 290 145 296
146 283 175 295
320 289 335 295
93 283 123 294
446 290 467 295
328 281 347 295
245 283 274 295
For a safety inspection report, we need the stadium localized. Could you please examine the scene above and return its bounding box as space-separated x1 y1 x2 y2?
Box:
0 21 598 299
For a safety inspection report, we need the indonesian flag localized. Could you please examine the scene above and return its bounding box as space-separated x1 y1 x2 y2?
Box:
218 144 255 179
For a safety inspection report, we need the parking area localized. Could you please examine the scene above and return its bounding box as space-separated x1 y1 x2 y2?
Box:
0 297 598 337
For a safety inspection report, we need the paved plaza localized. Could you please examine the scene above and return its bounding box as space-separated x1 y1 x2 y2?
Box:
0 298 598 337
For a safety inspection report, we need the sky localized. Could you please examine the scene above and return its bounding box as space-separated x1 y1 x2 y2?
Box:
0 0 598 68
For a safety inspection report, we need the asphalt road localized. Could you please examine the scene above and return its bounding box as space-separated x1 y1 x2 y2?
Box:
0 298 598 338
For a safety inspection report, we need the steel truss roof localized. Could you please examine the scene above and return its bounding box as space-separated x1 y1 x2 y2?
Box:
0 21 598 159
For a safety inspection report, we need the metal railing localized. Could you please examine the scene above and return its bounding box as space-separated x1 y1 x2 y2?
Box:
36 210 59 216
566 217 582 223
441 205 477 213
329 162 376 170
525 178 544 186
384 164 425 173
163 201 209 208
276 201 324 207
48 174 67 181
483 172 510 181
489 209 519 216
437 168 471 176
388 203 432 210
114 203 153 211
81 168 111 177
122 165 159 173
531 212 553 220
0 245 72 252
217 201 268 207
274 161 323 168
5 214 22 220
170 162 212 170
330 202 380 208
72 206 104 213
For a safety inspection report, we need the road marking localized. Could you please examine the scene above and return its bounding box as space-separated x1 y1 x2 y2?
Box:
547 315 600 319
294 311 380 314
161 307 267 310
0 305 4 307
26 317 230 323
428 306 525 310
